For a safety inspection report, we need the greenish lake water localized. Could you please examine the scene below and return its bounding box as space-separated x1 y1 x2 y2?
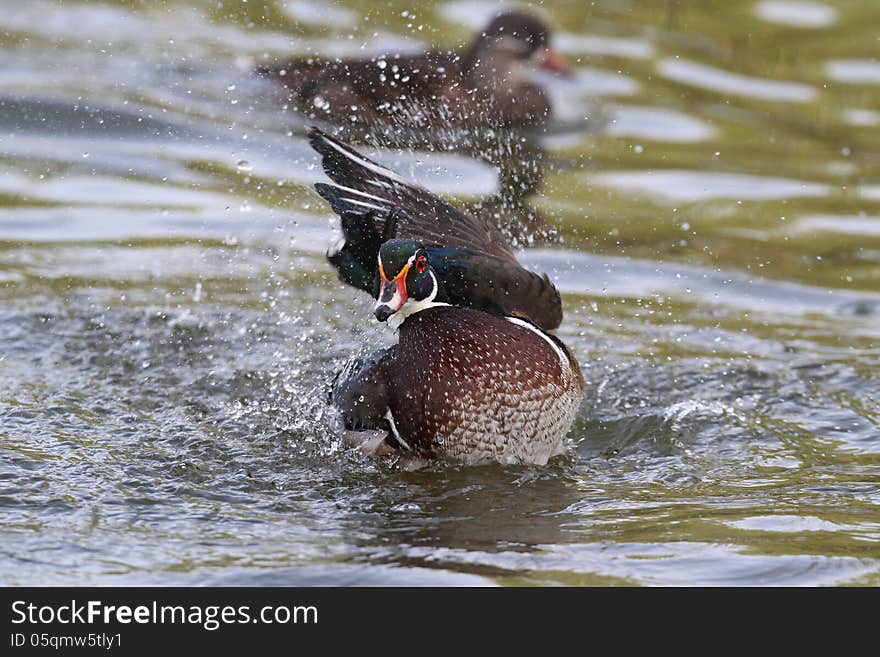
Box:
1 0 878 585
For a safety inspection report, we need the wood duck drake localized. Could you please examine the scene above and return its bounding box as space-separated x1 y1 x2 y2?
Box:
258 11 571 130
309 128 584 465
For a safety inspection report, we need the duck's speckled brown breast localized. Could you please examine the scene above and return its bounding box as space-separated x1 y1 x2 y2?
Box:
384 306 584 464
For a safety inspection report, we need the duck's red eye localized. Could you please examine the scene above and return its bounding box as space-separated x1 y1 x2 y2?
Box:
415 255 428 273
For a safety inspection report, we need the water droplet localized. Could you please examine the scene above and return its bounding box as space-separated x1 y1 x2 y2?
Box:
236 160 253 173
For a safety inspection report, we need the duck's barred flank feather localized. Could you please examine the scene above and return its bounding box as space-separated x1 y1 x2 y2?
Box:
390 307 582 464
310 127 563 330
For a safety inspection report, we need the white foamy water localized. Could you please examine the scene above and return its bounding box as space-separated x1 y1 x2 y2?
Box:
564 66 639 96
657 58 818 102
793 215 880 237
439 0 525 29
0 128 498 200
860 186 880 201
254 32 426 60
0 172 236 209
569 67 640 97
369 150 498 197
0 0 420 61
754 1 838 28
826 59 880 85
0 205 332 244
727 515 846 532
0 0 297 55
140 138 499 198
588 170 830 203
281 1 358 28
539 66 639 127
520 248 880 321
606 105 715 143
540 66 640 123
0 0 153 42
842 109 880 126
556 33 655 60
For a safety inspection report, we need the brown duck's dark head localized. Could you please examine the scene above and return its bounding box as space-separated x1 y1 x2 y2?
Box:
374 239 444 324
462 11 571 80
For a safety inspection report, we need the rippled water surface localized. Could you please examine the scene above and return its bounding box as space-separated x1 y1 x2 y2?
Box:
1 0 879 586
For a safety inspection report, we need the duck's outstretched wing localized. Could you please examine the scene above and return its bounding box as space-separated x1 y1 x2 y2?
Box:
310 127 515 261
310 127 563 330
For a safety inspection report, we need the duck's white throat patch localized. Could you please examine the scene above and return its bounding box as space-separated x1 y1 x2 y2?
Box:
386 270 449 329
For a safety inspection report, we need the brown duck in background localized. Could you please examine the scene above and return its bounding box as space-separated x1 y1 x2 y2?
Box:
257 11 571 130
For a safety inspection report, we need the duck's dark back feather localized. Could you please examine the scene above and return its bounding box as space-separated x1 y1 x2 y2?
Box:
430 247 562 330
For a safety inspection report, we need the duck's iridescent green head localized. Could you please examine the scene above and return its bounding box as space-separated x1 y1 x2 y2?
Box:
374 239 438 323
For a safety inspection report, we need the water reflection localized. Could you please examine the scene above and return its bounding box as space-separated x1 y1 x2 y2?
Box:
826 59 880 85
605 105 715 143
657 58 817 102
794 215 880 237
588 170 830 203
381 466 586 553
754 1 839 28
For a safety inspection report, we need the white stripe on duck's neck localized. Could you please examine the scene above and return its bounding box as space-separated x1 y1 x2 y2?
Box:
387 270 449 330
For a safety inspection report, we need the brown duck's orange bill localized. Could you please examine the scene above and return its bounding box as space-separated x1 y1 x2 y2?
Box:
539 48 573 77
